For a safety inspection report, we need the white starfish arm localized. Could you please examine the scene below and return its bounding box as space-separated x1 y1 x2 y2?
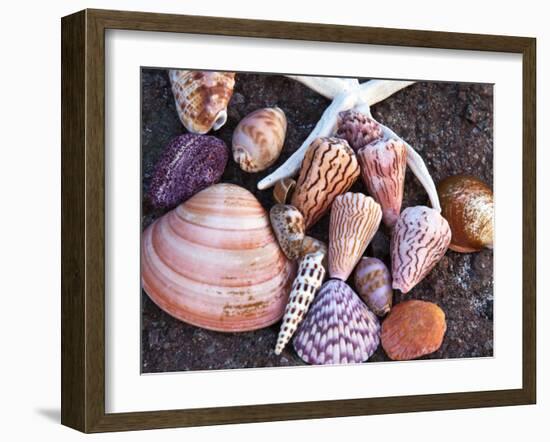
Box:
257 90 359 190
284 75 359 99
358 80 416 106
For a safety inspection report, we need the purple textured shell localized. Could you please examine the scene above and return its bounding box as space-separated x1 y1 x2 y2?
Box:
293 279 380 365
148 133 229 210
354 257 393 317
335 110 383 152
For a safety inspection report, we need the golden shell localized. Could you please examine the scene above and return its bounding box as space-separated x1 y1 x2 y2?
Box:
269 204 305 260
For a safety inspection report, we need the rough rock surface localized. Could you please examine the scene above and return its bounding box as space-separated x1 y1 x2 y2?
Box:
141 70 493 373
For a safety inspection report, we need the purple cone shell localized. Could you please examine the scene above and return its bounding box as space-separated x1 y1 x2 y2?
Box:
336 110 383 152
148 133 229 209
293 279 380 365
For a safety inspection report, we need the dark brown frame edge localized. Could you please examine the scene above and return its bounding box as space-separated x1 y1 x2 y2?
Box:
61 8 536 433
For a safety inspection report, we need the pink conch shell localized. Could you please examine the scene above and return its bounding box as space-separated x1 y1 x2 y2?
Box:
391 206 451 294
328 193 382 281
357 138 407 228
169 70 235 134
354 257 393 317
141 183 295 332
293 279 380 365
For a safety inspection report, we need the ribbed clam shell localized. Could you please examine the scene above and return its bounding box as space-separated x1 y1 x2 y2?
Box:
357 138 407 228
391 206 451 294
437 175 494 253
328 193 382 281
141 184 295 332
270 204 305 260
148 133 229 210
291 137 360 229
273 178 296 204
293 279 380 365
381 300 446 360
335 110 383 152
169 70 235 134
354 257 393 317
232 107 287 172
274 251 326 355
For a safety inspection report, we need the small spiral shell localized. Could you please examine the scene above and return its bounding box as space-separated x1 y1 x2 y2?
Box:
354 257 393 317
336 110 383 152
270 204 305 260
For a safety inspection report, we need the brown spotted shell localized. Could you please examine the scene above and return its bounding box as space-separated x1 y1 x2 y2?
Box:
233 107 287 172
270 204 305 260
273 178 296 204
437 175 494 253
291 137 360 229
169 70 235 134
381 300 446 360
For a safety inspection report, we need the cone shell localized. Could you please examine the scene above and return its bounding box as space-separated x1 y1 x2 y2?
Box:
381 300 446 360
270 204 305 260
274 251 326 355
293 279 380 365
232 107 287 172
141 184 295 332
169 70 235 134
354 257 393 317
357 138 407 228
437 175 494 253
291 137 360 229
328 193 382 281
391 206 451 294
148 134 229 210
335 110 383 152
273 178 296 204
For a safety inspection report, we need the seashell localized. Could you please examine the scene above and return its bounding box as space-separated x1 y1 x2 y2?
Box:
274 251 326 355
328 193 382 281
354 257 393 317
391 206 451 294
300 236 327 258
270 204 305 260
335 110 383 152
232 107 287 172
148 134 229 210
141 184 295 332
273 178 296 204
293 279 380 365
381 300 446 360
437 175 494 253
169 70 235 134
357 138 407 228
291 137 360 229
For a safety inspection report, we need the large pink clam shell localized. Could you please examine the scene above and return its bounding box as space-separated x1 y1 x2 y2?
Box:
141 183 295 332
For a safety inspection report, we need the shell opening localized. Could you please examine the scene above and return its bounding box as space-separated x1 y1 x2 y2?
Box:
212 110 228 131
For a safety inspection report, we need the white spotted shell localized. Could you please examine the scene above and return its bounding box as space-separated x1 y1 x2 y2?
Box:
270 204 305 260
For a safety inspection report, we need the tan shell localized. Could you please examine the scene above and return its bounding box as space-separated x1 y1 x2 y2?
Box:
328 193 382 281
291 137 360 229
169 70 235 134
300 236 327 258
270 204 305 260
357 138 407 228
438 175 494 253
354 257 393 317
391 206 451 294
233 107 287 172
274 250 326 355
273 178 296 204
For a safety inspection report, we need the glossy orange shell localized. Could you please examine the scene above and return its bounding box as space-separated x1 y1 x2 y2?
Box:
141 183 295 332
381 300 446 360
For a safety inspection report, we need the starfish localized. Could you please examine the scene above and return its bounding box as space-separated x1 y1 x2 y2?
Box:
257 76 441 211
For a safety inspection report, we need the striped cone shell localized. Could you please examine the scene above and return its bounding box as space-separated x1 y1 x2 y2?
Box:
328 193 382 281
354 257 393 317
291 137 360 229
391 206 451 294
357 138 407 229
293 279 380 365
274 251 326 355
335 110 383 152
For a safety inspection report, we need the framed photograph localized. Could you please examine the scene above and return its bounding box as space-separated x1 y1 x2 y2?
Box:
61 9 536 433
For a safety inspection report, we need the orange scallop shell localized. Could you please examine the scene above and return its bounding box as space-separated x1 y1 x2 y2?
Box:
141 183 295 332
381 300 446 360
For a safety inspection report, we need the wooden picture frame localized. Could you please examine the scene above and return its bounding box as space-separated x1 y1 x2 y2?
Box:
61 8 536 433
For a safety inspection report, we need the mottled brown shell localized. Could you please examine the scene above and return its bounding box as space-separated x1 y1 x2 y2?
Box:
291 137 360 229
438 175 494 253
381 300 446 360
169 70 235 134
269 204 305 260
273 178 296 204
